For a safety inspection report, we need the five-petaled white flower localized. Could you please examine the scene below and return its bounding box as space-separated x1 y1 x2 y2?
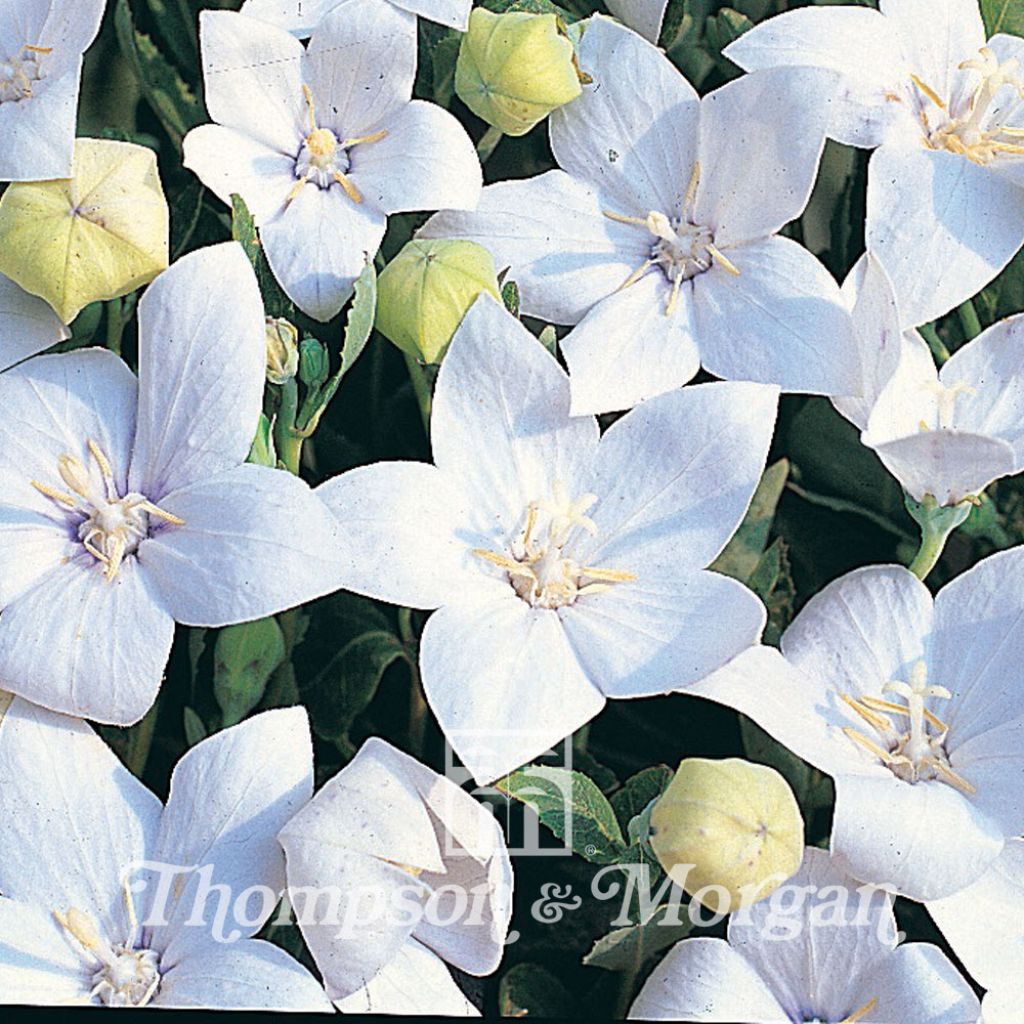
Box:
690 549 1024 901
315 293 778 783
928 838 1024 1024
280 736 513 1017
726 0 1024 330
0 0 105 182
629 847 980 1024
0 700 332 1011
183 2 481 322
422 15 858 415
0 242 343 726
837 254 1024 506
240 0 471 34
0 270 68 371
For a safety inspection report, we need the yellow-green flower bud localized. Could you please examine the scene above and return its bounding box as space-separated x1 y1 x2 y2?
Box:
265 317 300 385
650 758 804 913
376 238 500 364
0 138 169 324
455 9 583 137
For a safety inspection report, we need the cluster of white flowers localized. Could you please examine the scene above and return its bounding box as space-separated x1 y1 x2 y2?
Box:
0 0 1022 1018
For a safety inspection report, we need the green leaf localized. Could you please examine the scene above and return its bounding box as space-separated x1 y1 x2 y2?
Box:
170 178 205 260
501 279 521 317
496 765 627 863
983 0 1024 36
340 261 378 377
301 630 409 744
583 904 692 972
748 537 796 645
248 413 278 468
611 765 673 835
705 8 754 69
538 323 558 357
712 459 789 583
183 706 207 747
213 618 287 728
230 193 294 318
431 31 463 106
114 0 204 146
140 0 199 71
498 963 576 1017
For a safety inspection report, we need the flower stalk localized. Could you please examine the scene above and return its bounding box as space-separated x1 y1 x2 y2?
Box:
906 493 972 581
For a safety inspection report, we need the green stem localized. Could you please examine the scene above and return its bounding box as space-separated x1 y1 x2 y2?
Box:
398 607 428 755
919 323 949 365
403 350 433 439
105 296 124 357
275 378 304 475
476 125 503 163
905 494 971 581
956 299 982 342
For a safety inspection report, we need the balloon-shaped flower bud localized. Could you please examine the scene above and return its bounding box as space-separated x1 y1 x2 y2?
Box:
299 336 330 388
455 9 584 137
0 139 169 324
650 758 804 912
376 238 500 364
265 317 300 385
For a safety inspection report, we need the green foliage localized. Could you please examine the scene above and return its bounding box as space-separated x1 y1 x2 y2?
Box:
499 963 576 1016
583 904 692 972
982 0 1024 36
230 194 294 319
214 618 287 728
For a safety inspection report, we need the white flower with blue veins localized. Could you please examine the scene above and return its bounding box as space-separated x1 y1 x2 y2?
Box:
726 0 1024 330
315 292 779 784
0 242 344 726
422 15 859 415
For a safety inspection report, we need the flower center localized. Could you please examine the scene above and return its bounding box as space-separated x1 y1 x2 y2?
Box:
287 84 389 206
917 379 976 433
841 661 974 794
603 162 740 316
913 47 1024 165
31 438 184 582
472 482 635 610
0 44 49 104
801 997 878 1024
55 881 162 1007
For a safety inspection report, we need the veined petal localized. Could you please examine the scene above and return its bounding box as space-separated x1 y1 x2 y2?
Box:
155 938 333 1011
585 381 779 570
144 708 314 955
139 463 343 627
723 6 906 148
603 0 669 44
866 942 981 1024
0 271 68 372
694 235 861 396
694 67 838 247
419 597 604 785
627 936 788 1022
348 101 480 216
128 243 266 499
419 170 648 325
866 143 1024 329
549 14 700 216
239 0 338 36
983 985 1023 1024
0 556 174 725
334 939 479 1016
42 0 107 57
561 273 701 416
0 699 162 942
261 182 386 322
198 10 308 154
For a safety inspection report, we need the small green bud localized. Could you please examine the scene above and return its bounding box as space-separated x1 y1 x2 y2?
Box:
299 336 330 387
650 757 804 913
376 238 500 364
213 617 286 728
265 317 300 385
455 9 583 137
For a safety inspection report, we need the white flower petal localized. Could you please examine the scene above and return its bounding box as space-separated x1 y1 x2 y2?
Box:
145 708 314 955
562 567 765 698
983 985 1024 1024
431 295 599 541
0 271 68 372
627 936 788 1022
866 143 1024 328
603 0 669 44
723 6 905 148
694 235 861 395
0 698 162 938
419 596 604 785
392 0 470 30
0 557 174 725
561 273 701 416
156 938 333 1011
42 0 107 55
419 170 648 325
349 100 480 216
334 939 479 1016
0 899 91 1005
128 243 265 499
865 942 981 1024
928 839 1024 993
198 10 308 154
694 67 837 247
139 463 343 628
183 125 297 224
239 0 338 36
586 381 779 570
550 14 700 215
261 182 386 321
